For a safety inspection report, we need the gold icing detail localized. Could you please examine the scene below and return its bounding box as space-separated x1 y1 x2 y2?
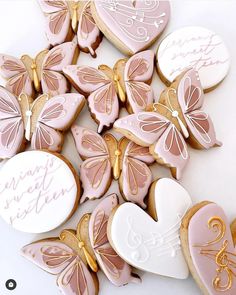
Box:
72 1 79 32
114 73 126 103
31 60 40 92
195 216 236 292
113 149 121 180
77 214 98 272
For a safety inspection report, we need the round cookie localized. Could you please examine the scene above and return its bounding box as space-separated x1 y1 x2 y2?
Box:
91 0 171 55
157 26 230 91
0 150 80 233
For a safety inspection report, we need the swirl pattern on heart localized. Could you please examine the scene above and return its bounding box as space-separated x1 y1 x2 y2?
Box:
95 0 170 53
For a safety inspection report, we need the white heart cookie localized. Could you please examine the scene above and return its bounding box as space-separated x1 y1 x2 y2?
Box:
108 178 192 279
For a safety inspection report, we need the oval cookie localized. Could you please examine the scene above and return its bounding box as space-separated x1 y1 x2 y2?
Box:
157 26 230 91
0 150 80 233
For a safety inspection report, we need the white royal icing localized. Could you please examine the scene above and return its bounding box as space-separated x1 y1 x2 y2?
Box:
110 178 192 279
0 151 78 233
157 26 230 90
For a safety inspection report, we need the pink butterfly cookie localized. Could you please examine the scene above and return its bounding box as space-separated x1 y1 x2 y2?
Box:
114 68 221 179
0 40 78 97
22 214 99 295
38 0 102 57
181 202 236 295
64 50 154 133
89 194 141 286
0 86 85 159
71 125 154 208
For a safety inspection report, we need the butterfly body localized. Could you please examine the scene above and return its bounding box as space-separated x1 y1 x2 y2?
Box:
0 40 78 98
114 68 221 179
0 86 85 159
64 50 154 133
39 0 102 57
71 125 153 208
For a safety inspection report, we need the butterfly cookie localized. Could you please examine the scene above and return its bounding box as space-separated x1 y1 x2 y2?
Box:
0 40 78 97
181 202 236 295
114 68 221 179
0 86 85 159
89 193 140 286
22 214 99 295
39 0 102 57
71 125 154 208
22 200 139 294
64 50 154 133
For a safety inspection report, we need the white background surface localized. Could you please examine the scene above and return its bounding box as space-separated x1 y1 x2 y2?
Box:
0 1 235 295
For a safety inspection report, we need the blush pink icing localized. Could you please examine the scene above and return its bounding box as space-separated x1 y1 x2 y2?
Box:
41 40 77 96
121 141 153 208
94 0 170 54
188 203 236 295
89 194 140 286
64 51 154 132
0 54 33 97
21 240 97 295
124 50 154 113
114 112 189 179
0 86 85 158
71 125 153 205
71 125 111 203
38 0 71 46
177 69 222 149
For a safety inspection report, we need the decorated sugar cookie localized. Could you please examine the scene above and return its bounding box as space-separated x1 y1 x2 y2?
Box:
181 202 236 295
64 50 154 133
21 214 99 294
91 0 170 55
0 40 78 97
71 125 154 208
0 150 80 233
114 68 221 179
157 26 230 91
107 178 192 279
0 86 85 159
89 194 141 286
38 0 102 57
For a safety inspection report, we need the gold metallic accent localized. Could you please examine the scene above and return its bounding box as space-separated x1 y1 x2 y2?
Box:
113 149 121 180
114 74 126 103
31 61 40 92
194 216 236 292
77 214 98 272
72 2 79 32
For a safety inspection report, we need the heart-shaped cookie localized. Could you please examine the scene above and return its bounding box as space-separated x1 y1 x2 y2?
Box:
91 0 170 55
108 178 192 279
181 202 236 295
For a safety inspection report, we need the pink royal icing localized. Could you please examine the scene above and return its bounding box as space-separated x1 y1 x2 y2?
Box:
94 0 170 54
89 194 140 286
177 69 221 149
188 203 236 294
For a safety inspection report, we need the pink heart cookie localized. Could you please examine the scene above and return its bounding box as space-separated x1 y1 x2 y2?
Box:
181 202 236 295
91 0 170 55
